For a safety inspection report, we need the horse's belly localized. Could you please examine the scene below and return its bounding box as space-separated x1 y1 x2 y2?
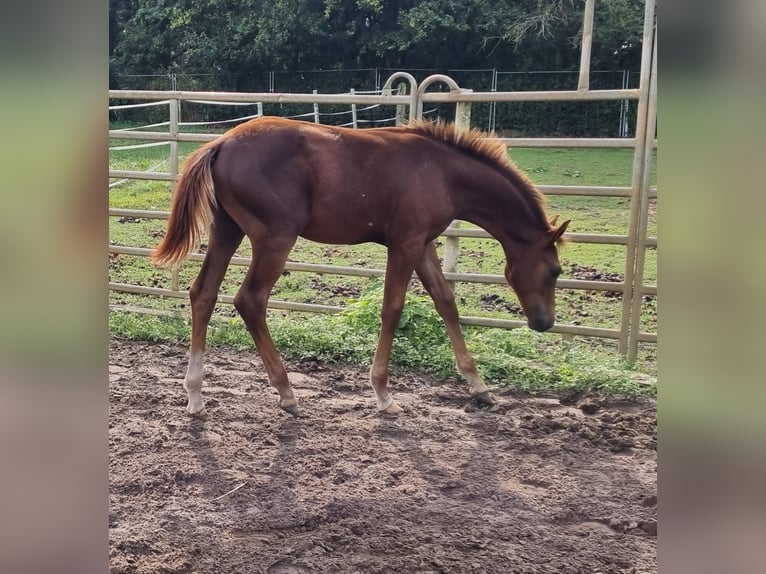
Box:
300 223 385 246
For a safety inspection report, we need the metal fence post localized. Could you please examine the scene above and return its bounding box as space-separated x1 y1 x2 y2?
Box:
627 29 657 363
350 88 358 128
313 90 320 123
619 0 656 356
168 98 180 292
577 0 596 91
489 68 498 131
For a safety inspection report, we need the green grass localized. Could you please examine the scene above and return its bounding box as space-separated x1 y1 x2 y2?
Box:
110 283 653 395
109 138 657 395
509 147 657 186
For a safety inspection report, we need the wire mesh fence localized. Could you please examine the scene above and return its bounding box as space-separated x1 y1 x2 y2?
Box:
112 67 640 136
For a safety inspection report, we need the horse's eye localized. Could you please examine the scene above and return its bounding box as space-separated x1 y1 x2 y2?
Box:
550 267 561 279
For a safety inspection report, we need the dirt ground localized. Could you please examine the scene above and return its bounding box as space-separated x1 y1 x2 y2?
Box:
109 337 656 574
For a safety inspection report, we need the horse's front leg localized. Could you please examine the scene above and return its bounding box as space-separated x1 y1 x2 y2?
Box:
415 242 493 406
370 244 424 414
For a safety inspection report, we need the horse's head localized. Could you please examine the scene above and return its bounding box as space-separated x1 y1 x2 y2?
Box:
504 219 570 332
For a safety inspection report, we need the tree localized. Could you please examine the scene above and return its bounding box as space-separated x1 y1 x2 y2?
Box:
499 0 646 70
109 0 647 87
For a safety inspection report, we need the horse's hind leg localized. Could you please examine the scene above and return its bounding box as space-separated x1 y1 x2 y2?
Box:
234 235 299 415
184 209 244 416
415 242 493 405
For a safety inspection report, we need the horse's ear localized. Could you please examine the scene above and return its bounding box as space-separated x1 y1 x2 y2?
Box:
549 215 559 226
550 220 570 244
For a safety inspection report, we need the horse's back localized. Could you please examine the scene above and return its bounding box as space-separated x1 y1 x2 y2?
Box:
209 117 455 244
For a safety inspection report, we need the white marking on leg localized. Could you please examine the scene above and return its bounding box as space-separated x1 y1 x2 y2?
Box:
370 361 401 413
377 394 395 412
279 396 298 410
184 350 205 415
453 349 489 396
372 381 401 413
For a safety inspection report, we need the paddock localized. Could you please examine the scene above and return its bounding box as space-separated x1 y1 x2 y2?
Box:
109 1 658 572
108 0 657 362
109 337 656 574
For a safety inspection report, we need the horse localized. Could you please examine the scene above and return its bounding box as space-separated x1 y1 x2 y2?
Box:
151 116 569 417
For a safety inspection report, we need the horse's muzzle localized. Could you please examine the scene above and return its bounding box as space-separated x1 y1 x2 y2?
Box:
529 316 555 332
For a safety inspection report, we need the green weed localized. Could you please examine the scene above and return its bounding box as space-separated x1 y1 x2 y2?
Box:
109 282 656 396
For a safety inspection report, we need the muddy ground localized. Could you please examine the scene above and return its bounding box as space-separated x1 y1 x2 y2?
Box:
109 337 656 574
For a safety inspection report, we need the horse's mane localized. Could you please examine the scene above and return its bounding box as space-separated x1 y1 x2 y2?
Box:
405 120 551 230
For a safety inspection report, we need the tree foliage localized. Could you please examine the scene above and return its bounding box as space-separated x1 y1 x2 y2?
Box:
110 0 646 89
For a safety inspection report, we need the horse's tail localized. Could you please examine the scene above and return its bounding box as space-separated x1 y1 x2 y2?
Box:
150 142 220 268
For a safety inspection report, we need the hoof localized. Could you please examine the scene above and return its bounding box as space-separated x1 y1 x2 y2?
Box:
473 391 494 406
380 401 402 416
186 406 208 419
280 402 300 417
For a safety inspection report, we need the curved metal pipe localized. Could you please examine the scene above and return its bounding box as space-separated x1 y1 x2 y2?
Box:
415 74 463 119
381 72 418 123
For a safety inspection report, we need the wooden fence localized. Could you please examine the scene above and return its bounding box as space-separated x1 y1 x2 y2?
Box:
109 0 657 361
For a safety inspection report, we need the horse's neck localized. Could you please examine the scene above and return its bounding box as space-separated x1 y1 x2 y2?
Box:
449 159 542 248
